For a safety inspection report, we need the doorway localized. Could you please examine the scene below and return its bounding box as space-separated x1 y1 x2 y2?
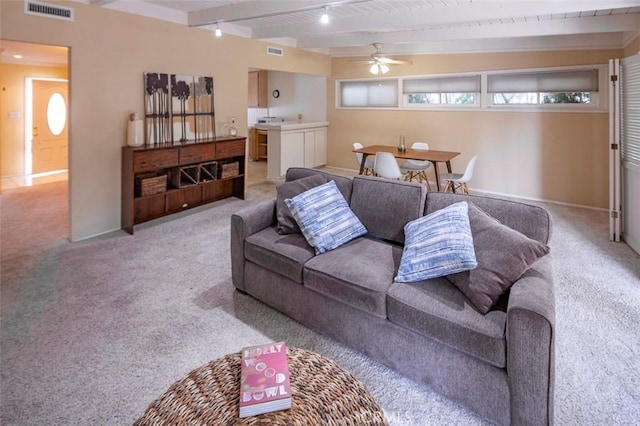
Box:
29 78 68 175
0 40 69 190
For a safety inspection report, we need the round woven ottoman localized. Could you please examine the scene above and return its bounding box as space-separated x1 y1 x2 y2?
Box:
134 347 388 425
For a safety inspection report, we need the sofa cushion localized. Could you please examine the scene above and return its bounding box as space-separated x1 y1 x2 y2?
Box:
284 180 367 255
285 167 353 203
304 237 402 318
245 226 315 284
447 202 550 314
387 279 507 368
425 192 552 245
395 201 477 282
349 175 426 244
276 174 327 235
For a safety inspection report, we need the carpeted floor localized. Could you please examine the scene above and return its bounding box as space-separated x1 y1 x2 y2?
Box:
1 178 638 425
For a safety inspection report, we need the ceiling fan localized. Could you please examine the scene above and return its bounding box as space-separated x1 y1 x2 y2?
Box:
350 43 413 75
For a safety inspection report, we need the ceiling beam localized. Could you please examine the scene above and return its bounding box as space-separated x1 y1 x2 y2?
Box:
332 33 625 57
89 0 117 5
251 1 640 40
188 0 372 27
294 13 640 49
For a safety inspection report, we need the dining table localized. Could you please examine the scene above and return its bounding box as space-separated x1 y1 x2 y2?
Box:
352 144 461 191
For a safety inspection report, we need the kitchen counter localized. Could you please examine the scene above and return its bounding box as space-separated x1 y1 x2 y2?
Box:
254 121 329 131
256 121 329 178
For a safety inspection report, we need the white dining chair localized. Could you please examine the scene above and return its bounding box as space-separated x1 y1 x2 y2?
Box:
353 142 374 175
441 155 478 194
400 142 433 190
374 152 407 180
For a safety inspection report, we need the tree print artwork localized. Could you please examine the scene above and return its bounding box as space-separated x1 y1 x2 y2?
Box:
193 76 216 140
144 73 170 144
171 75 192 142
144 73 216 144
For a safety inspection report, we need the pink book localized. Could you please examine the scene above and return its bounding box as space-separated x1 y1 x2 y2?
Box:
239 341 292 418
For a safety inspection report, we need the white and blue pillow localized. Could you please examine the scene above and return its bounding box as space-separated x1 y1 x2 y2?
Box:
284 180 367 255
395 201 477 282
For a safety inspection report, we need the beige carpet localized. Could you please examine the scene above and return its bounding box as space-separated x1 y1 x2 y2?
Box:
1 178 639 425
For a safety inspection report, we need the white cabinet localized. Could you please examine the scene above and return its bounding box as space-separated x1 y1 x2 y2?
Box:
303 127 327 168
312 127 327 167
262 122 329 178
281 131 305 174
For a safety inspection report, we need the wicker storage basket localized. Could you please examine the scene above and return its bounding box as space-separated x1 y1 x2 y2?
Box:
219 161 239 179
199 161 218 182
135 173 167 197
169 165 199 188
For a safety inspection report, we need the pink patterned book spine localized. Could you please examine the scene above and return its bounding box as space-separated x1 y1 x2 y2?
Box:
239 341 291 415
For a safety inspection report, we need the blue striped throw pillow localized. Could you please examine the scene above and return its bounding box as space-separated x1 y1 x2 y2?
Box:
284 180 367 255
395 201 477 282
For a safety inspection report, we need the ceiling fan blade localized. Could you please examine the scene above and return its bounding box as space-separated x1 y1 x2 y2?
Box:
382 59 413 65
349 60 375 64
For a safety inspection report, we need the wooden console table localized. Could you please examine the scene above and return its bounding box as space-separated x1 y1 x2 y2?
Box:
121 137 245 234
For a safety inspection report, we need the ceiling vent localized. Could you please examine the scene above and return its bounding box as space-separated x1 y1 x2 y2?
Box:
25 1 74 22
267 46 283 56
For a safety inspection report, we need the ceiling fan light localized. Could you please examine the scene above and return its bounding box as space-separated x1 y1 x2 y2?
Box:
320 7 329 24
370 64 379 74
380 64 390 74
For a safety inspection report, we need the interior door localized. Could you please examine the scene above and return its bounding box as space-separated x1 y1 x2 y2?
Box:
620 54 640 254
609 59 621 241
32 80 68 174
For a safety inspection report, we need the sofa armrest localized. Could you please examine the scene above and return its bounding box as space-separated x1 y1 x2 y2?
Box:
230 200 276 291
506 255 555 425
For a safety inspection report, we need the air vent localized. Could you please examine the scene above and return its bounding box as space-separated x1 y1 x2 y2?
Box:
25 1 74 21
267 46 283 56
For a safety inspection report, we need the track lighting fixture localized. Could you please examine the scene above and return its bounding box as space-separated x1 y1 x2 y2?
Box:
320 7 329 24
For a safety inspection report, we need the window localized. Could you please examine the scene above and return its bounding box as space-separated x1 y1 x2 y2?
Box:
339 79 398 107
403 75 480 106
336 66 605 111
488 69 598 106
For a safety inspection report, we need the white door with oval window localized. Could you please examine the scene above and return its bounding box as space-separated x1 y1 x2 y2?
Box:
32 80 68 174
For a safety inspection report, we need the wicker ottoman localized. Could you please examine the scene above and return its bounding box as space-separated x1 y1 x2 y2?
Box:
134 347 388 425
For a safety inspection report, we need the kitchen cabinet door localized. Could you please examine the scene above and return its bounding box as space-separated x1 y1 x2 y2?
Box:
304 130 315 168
313 128 327 167
280 131 305 175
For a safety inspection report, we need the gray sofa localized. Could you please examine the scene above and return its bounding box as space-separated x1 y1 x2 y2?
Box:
231 167 554 425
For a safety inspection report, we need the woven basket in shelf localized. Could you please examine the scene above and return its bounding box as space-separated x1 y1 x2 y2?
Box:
135 173 167 197
219 161 239 179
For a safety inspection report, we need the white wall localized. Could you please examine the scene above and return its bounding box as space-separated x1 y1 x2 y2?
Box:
267 71 326 122
1 0 330 241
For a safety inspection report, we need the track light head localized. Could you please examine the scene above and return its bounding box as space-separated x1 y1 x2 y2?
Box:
320 7 329 24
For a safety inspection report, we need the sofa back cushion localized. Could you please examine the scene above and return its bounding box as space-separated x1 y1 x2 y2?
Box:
425 192 552 244
285 167 353 202
350 176 427 245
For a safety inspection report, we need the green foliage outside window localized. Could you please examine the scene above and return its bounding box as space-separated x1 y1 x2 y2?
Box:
407 93 476 104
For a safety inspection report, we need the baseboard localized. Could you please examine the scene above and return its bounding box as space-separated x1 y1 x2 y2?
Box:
319 165 607 212
469 188 607 212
